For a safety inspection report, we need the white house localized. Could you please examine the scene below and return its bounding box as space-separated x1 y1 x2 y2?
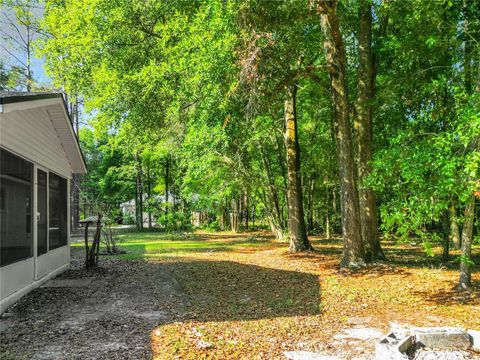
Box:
0 92 86 313
119 192 177 224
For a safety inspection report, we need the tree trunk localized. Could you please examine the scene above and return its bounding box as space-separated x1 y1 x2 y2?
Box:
284 85 312 252
86 214 102 268
459 196 475 290
165 154 170 214
69 99 81 230
332 187 337 233
464 3 473 95
26 26 32 91
147 160 152 229
355 0 385 262
316 0 366 266
252 197 255 228
458 5 477 290
325 189 331 239
231 197 240 232
135 152 143 230
274 134 289 230
244 191 249 229
449 205 461 249
307 176 315 233
84 223 90 265
442 209 450 261
260 146 285 239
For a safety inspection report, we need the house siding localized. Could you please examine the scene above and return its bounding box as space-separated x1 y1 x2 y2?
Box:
0 100 75 313
0 107 72 178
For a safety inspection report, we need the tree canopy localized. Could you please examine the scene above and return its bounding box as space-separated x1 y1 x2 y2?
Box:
26 0 480 287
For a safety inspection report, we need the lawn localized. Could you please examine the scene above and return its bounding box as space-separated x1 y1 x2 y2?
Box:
84 230 480 359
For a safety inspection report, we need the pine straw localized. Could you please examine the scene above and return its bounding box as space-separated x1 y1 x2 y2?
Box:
148 232 480 359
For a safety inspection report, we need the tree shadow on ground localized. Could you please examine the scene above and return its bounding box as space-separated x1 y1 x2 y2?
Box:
410 284 480 306
311 236 480 272
0 248 321 360
159 258 322 322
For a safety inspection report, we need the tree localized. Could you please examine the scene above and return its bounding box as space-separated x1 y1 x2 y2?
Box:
355 0 385 261
1 0 44 90
285 84 311 251
314 0 366 267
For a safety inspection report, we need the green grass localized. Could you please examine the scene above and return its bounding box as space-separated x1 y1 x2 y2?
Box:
72 231 276 260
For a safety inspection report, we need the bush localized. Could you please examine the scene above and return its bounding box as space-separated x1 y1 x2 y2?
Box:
200 220 220 232
158 211 192 232
123 213 135 225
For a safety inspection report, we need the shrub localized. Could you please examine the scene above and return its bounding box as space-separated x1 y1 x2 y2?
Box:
123 213 135 225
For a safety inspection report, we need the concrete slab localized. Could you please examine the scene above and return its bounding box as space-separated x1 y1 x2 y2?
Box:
468 330 480 351
414 327 471 350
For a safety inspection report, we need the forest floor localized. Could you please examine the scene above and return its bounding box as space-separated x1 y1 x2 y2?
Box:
0 231 479 360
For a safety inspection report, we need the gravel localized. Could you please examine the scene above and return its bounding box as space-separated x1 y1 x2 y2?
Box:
413 349 480 360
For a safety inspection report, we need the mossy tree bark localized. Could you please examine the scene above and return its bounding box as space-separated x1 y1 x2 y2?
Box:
316 0 366 266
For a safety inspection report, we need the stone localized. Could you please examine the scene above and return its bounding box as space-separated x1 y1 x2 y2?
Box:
468 330 480 351
375 332 412 360
414 327 471 350
413 349 477 360
283 351 341 360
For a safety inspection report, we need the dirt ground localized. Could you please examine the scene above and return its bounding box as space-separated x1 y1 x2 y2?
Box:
0 232 479 360
0 251 189 360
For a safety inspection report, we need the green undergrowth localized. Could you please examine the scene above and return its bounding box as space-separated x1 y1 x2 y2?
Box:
72 231 276 260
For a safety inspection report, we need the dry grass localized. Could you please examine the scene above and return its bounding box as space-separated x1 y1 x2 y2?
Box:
143 231 480 359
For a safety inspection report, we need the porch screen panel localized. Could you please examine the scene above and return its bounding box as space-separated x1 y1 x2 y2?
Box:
49 173 67 250
37 169 48 255
0 148 34 266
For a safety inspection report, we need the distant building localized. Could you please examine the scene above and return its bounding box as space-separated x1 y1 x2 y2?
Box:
190 211 208 227
119 192 177 223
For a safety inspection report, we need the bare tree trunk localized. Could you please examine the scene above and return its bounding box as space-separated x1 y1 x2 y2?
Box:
449 205 461 249
284 85 312 252
316 0 366 266
26 25 32 91
355 0 385 262
459 197 475 290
